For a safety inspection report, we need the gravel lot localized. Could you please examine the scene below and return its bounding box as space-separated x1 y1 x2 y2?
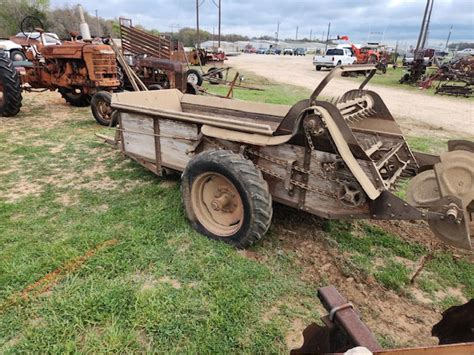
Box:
228 54 474 136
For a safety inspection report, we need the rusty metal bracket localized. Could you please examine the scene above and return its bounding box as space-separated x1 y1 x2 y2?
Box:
285 159 297 195
329 302 354 322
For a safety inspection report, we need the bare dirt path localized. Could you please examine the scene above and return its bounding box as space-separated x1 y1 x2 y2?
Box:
228 54 474 136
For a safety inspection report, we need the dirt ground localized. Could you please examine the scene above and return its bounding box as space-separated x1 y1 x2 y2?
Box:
228 54 474 136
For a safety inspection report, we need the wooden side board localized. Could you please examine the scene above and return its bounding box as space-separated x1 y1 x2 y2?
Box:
120 112 199 172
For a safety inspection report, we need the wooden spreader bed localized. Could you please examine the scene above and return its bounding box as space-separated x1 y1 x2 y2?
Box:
101 64 473 250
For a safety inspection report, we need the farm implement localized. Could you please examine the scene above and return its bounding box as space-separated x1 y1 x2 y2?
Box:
100 64 473 250
419 56 474 97
0 15 120 118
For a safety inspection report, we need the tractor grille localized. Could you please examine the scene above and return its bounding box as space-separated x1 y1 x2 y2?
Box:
92 53 117 81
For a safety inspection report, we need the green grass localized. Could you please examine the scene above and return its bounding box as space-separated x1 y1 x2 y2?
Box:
203 67 311 105
0 76 472 352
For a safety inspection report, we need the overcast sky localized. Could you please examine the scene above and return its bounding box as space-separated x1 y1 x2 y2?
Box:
51 0 473 47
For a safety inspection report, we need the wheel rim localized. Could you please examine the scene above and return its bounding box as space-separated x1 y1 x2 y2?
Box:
188 73 199 85
12 53 24 61
191 172 244 237
96 98 112 122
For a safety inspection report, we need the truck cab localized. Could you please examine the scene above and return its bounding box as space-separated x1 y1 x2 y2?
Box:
313 47 356 71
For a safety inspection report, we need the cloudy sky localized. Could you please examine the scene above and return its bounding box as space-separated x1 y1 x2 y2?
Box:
51 0 473 47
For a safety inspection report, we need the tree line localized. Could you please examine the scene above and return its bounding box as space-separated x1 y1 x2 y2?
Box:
0 0 250 46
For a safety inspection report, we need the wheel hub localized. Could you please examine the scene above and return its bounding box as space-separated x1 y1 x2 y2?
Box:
191 172 243 237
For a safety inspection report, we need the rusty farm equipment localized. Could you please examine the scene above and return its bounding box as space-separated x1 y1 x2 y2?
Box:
0 16 120 118
118 18 200 93
99 64 473 250
292 286 474 354
419 56 474 97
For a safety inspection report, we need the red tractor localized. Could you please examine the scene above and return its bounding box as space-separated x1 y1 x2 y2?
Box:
350 44 388 73
0 16 120 123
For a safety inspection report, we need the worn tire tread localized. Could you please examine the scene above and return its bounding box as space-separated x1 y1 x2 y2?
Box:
182 150 272 248
0 56 22 117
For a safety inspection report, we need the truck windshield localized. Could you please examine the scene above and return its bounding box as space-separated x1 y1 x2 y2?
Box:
326 49 343 55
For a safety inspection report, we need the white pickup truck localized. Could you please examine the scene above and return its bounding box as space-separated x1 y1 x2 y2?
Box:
0 32 61 61
313 47 356 71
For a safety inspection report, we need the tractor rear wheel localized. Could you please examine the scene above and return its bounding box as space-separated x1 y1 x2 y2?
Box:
91 91 115 126
0 56 22 117
59 88 91 107
182 150 273 248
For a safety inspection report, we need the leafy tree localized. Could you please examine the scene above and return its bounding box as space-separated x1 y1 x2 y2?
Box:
0 0 49 37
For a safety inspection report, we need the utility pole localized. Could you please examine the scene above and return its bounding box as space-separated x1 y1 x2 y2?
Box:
295 26 299 41
218 0 221 48
276 21 280 43
322 31 325 42
325 22 331 51
170 24 180 36
95 10 101 37
444 24 452 51
309 29 312 42
196 0 200 48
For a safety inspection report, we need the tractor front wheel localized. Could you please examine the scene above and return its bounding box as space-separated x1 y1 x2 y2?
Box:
182 150 273 248
59 88 91 107
186 69 203 86
91 91 115 126
0 56 22 117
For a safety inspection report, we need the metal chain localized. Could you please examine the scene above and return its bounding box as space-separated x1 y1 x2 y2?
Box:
245 148 338 199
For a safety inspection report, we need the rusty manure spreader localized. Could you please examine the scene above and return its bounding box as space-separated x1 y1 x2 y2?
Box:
100 64 473 250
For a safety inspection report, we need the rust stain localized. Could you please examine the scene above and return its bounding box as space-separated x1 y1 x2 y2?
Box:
0 239 118 313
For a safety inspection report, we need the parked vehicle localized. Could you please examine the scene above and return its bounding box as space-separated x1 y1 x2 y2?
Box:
265 48 276 55
313 47 356 71
283 48 294 55
275 48 282 55
256 47 267 54
455 48 474 58
0 40 25 61
294 48 306 56
102 64 473 251
402 55 432 67
0 32 60 62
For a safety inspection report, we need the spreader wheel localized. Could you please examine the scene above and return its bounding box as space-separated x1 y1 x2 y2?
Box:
407 150 473 249
91 91 115 126
182 150 273 248
0 56 22 117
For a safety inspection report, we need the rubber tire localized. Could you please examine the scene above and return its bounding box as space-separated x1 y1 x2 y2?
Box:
182 150 273 248
9 50 26 62
91 91 114 126
207 67 223 85
59 88 91 107
187 69 203 86
337 60 342 66
148 84 162 90
186 82 199 95
316 65 322 71
0 56 22 117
